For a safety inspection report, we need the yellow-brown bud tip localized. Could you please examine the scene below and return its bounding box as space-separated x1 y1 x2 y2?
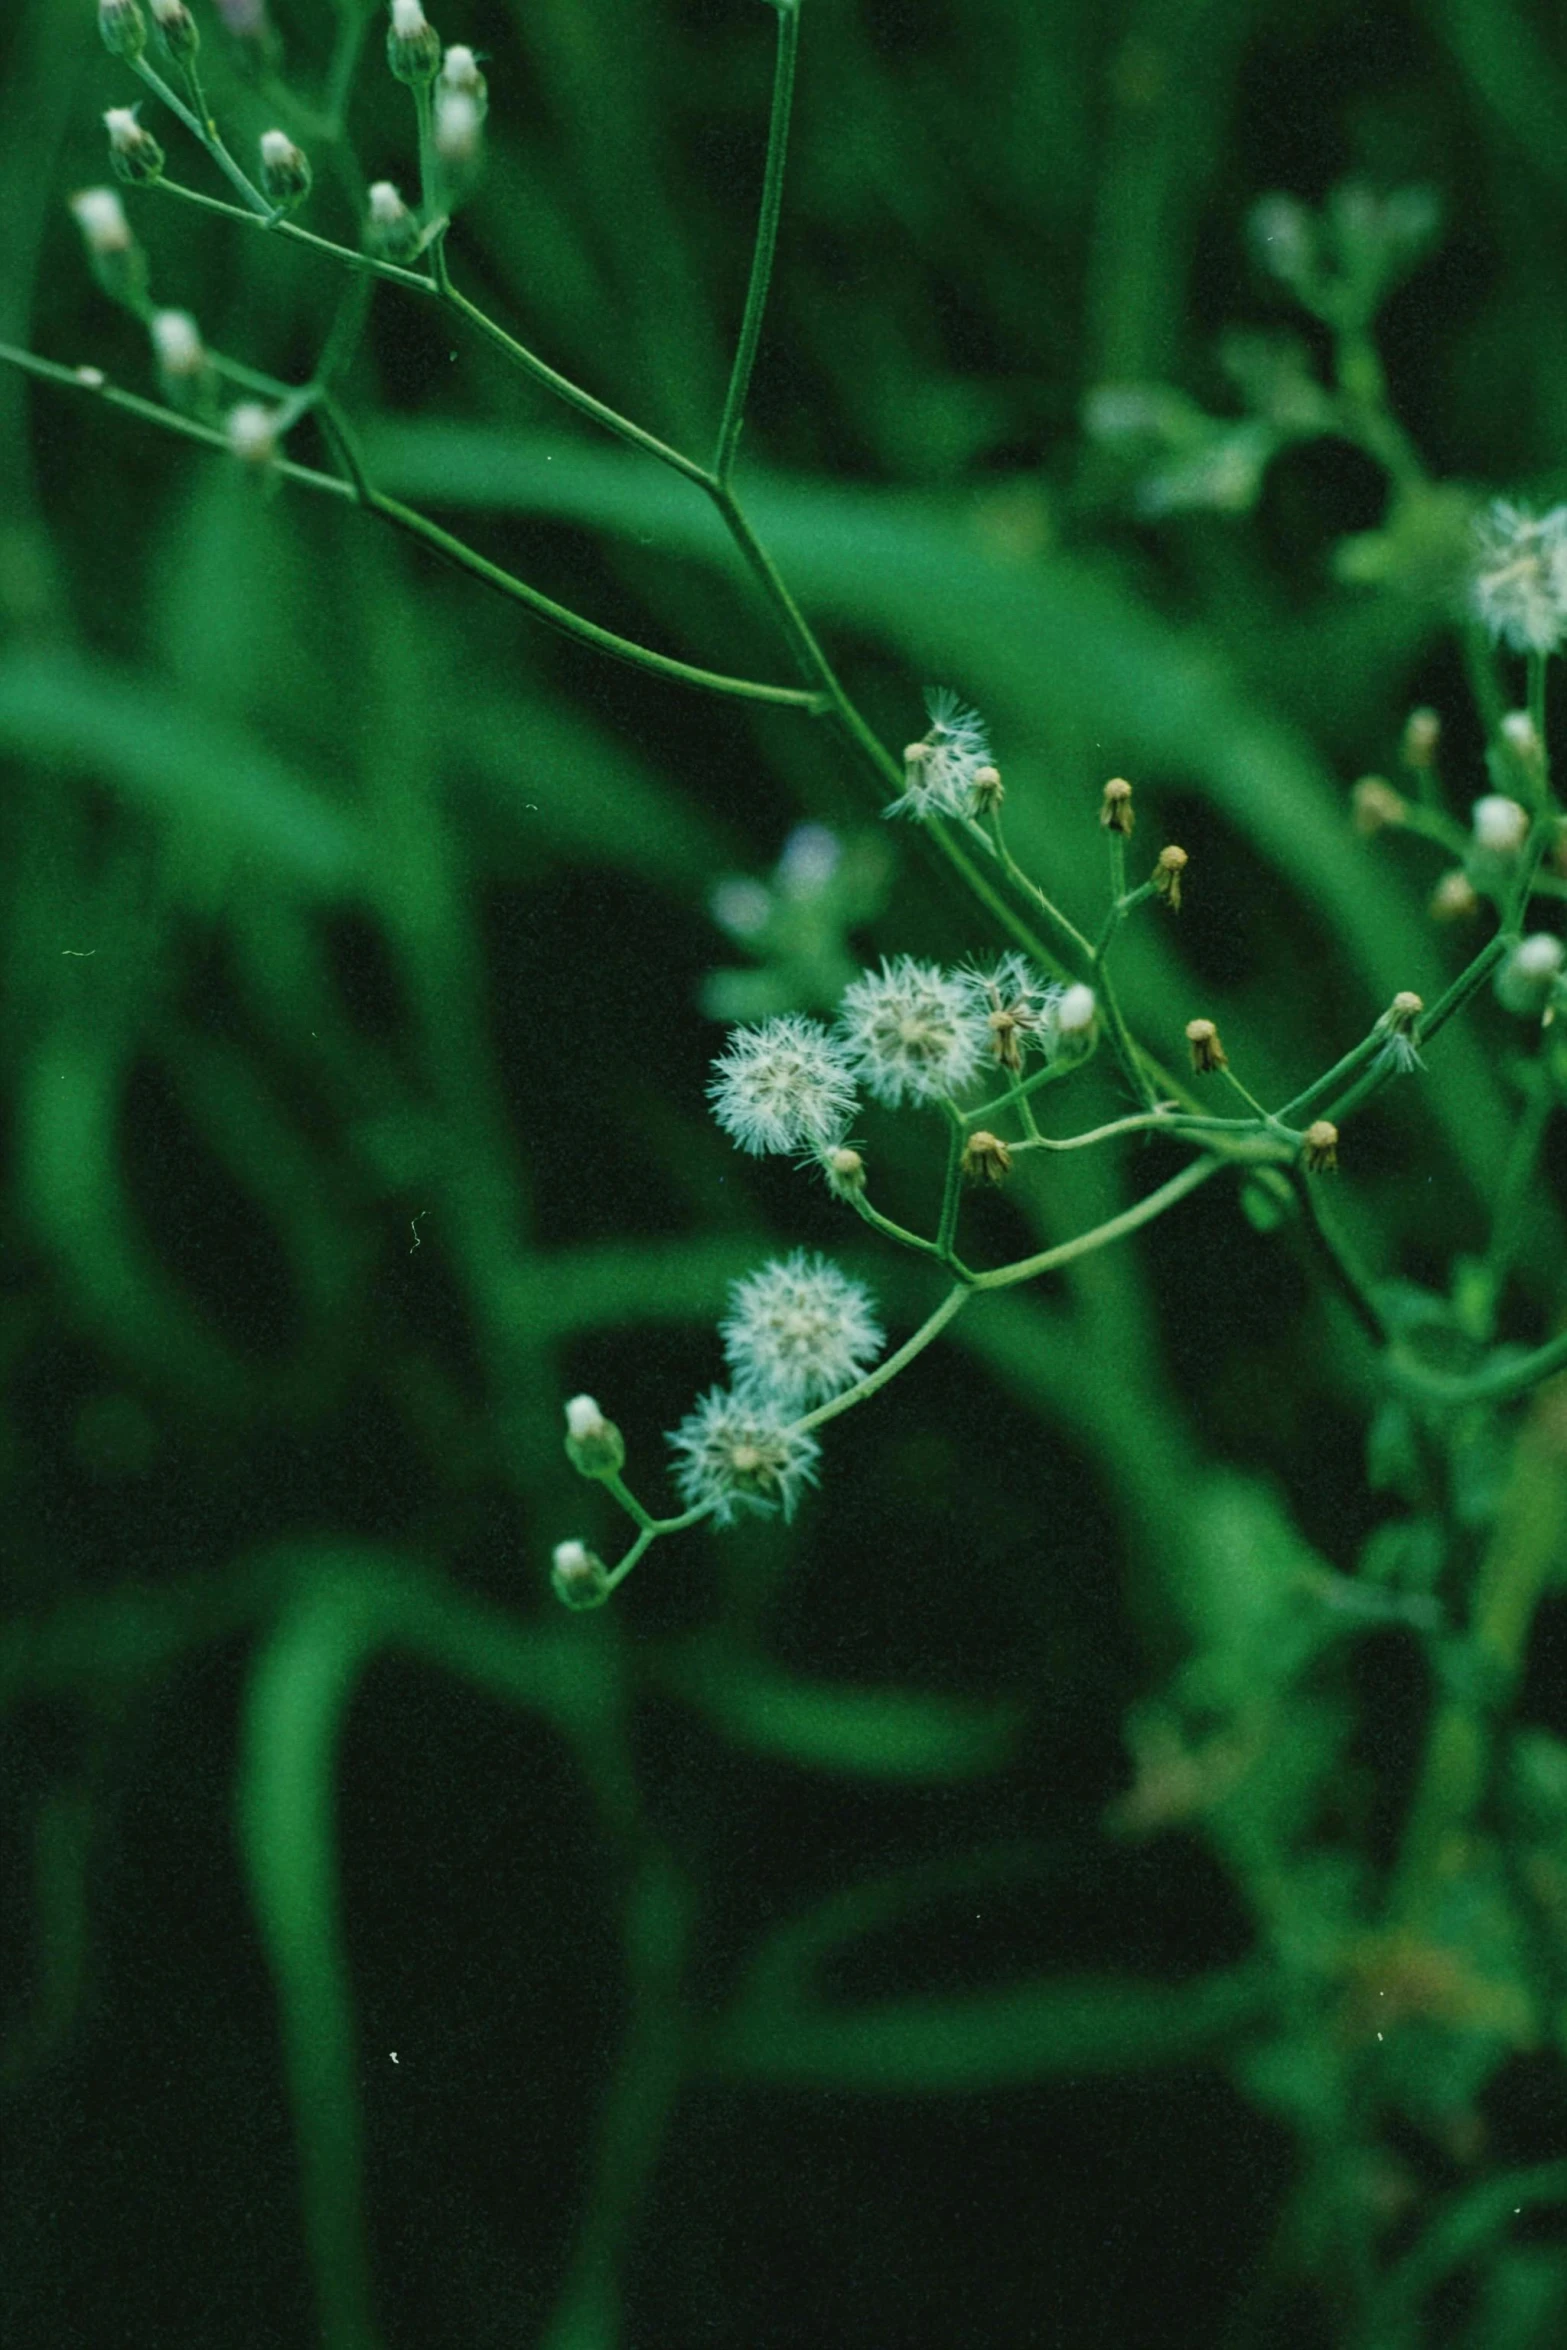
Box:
1100 776 1135 835
1184 1016 1227 1073
1429 870 1478 922
1302 1119 1339 1174
962 1129 1013 1185
1352 776 1407 836
1401 709 1440 770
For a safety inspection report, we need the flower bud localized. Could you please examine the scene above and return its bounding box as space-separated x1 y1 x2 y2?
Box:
971 763 1004 815
1352 776 1406 836
434 87 482 169
365 179 420 259
1496 933 1565 1017
1471 794 1529 856
98 0 147 59
1375 991 1424 1075
225 402 277 466
1100 776 1134 835
104 107 164 186
1302 1120 1339 1173
1185 1017 1227 1074
962 1129 1013 1185
1429 869 1479 922
150 307 205 389
386 0 441 84
149 0 199 63
821 1144 865 1198
1153 844 1188 909
1055 983 1097 1043
70 186 132 258
1499 710 1545 793
563 1393 625 1480
259 129 312 211
1400 707 1439 770
440 43 489 117
550 1540 611 1611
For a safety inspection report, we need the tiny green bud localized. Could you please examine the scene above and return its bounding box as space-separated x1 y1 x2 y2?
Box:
98 0 147 60
104 107 165 187
551 1540 611 1611
148 0 199 63
365 179 420 259
563 1394 625 1480
259 128 312 211
386 0 441 84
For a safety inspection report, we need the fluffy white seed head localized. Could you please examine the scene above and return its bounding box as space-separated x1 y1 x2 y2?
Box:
721 1252 884 1411
837 957 990 1107
961 954 1061 1070
709 1014 858 1155
1471 794 1530 856
666 1389 821 1527
150 308 203 378
1497 932 1565 1016
1471 500 1567 654
70 186 131 254
887 688 994 821
225 401 276 465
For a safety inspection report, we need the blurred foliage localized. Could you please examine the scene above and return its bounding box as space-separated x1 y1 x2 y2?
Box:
2 1 1567 2346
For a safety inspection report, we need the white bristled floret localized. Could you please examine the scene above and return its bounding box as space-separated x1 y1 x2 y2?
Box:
1497 933 1565 1015
1471 500 1567 654
961 953 1061 1064
226 401 276 464
721 1252 884 1410
150 309 203 378
887 688 993 821
390 0 428 35
709 1014 858 1155
1055 983 1098 1042
837 957 990 1107
666 1388 820 1526
369 180 408 224
1471 794 1530 856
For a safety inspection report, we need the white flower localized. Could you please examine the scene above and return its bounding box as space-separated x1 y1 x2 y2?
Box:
1471 794 1529 856
721 1252 883 1409
150 309 203 379
70 187 131 255
667 1389 820 1526
887 688 993 821
1471 500 1567 654
709 1014 858 1155
837 956 989 1107
1496 933 1564 1016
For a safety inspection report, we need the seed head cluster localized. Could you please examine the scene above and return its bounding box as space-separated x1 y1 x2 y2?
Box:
666 1389 820 1526
838 956 991 1107
1471 500 1567 654
887 688 995 822
721 1251 884 1410
708 1013 858 1155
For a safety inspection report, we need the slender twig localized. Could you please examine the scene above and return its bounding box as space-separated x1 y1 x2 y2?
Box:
715 0 799 483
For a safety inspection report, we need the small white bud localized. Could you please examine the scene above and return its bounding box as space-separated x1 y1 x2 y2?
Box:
1056 983 1098 1039
98 0 147 60
70 186 132 256
434 88 481 168
259 128 312 209
563 1394 625 1479
1496 933 1565 1017
150 308 204 379
365 178 419 259
387 0 441 83
441 43 483 94
148 0 198 61
550 1540 611 1611
104 106 164 185
1472 795 1530 856
225 401 277 466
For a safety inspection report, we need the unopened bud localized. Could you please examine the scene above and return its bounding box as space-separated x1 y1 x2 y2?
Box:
365 179 420 259
434 87 482 169
1400 707 1440 770
70 186 132 257
822 1144 865 1198
971 763 1004 814
98 0 147 59
1056 983 1097 1043
148 0 198 62
1496 933 1565 1017
551 1540 611 1611
150 307 205 383
104 107 164 186
1100 776 1134 835
1385 990 1423 1032
1429 869 1478 922
440 43 488 115
1185 1017 1227 1074
1471 794 1529 857
1153 844 1188 909
259 128 312 211
1352 776 1406 835
1499 710 1545 790
563 1393 625 1479
386 0 441 83
962 1129 1013 1185
1302 1119 1339 1173
225 402 277 466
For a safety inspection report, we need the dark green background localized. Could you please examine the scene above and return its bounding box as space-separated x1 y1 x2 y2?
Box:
2 1 1565 2345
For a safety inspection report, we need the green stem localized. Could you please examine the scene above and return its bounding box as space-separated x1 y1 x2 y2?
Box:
847 1188 948 1265
973 1153 1224 1291
410 79 451 295
1392 1323 1567 1410
988 808 1094 963
796 1283 972 1433
131 55 270 215
153 175 431 290
714 0 799 483
935 1108 966 1258
1288 1168 1389 1347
